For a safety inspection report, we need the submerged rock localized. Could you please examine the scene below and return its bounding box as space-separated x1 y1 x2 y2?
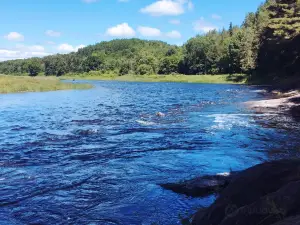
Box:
192 159 300 225
156 112 165 117
160 172 238 197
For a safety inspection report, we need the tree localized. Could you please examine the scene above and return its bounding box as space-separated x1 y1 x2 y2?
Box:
119 61 131 75
256 0 300 79
239 27 256 73
83 55 102 72
182 36 209 74
229 22 233 36
27 59 42 76
158 55 180 74
165 48 177 56
0 2 299 83
228 22 234 74
136 64 153 75
44 55 67 76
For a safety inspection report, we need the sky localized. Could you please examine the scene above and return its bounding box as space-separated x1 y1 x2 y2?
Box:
0 0 264 61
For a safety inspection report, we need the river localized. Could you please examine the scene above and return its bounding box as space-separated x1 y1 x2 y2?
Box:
1 81 300 225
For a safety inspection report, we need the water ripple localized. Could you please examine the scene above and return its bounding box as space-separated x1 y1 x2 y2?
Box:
1 81 300 225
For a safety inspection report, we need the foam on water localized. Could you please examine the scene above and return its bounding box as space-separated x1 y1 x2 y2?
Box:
136 120 156 126
205 113 279 130
207 114 253 130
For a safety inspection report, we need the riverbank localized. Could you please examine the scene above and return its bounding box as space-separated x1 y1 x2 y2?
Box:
245 90 300 116
0 75 92 94
183 90 300 225
161 159 300 225
60 73 247 84
158 87 300 224
189 159 300 225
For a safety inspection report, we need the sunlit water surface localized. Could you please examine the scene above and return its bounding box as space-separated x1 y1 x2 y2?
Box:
1 81 300 225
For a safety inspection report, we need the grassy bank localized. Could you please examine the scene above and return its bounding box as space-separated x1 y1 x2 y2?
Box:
0 75 92 94
61 73 248 84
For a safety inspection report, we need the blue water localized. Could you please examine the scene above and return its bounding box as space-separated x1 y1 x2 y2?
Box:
1 81 300 225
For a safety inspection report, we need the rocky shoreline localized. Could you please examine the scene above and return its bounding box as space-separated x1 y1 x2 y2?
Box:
160 172 239 198
192 159 300 225
160 90 300 225
161 159 300 225
245 90 300 116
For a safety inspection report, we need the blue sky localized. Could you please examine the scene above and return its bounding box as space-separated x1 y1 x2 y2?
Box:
0 0 263 61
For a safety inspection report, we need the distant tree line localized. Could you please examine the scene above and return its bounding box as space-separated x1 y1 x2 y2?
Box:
0 0 299 82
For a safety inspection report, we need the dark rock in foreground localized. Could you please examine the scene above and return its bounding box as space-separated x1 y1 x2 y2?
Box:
160 172 238 197
192 159 300 225
290 105 300 121
271 215 300 225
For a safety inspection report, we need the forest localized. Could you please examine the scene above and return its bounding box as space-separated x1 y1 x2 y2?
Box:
0 0 299 83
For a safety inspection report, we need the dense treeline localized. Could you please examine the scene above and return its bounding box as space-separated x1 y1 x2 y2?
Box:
0 39 181 76
256 0 300 80
0 0 299 82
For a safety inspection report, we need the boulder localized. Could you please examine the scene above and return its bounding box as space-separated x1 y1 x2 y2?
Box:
271 215 300 225
156 112 165 117
160 172 238 197
193 159 300 225
220 180 300 225
290 105 300 120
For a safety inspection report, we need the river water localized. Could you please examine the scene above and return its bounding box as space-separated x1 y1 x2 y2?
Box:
1 81 300 225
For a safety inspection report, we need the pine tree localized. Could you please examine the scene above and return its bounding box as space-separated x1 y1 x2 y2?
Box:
228 22 234 74
256 0 300 79
267 0 300 39
229 22 233 37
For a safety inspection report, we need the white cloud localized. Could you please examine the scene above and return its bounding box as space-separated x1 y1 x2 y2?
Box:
16 44 45 52
169 19 181 25
76 44 86 50
166 30 182 39
58 43 85 52
4 32 24 41
0 49 50 61
193 18 218 33
0 50 20 61
0 43 85 61
140 0 185 16
45 30 61 37
30 46 45 52
137 26 162 37
58 44 74 52
106 23 136 37
136 26 182 39
211 14 222 20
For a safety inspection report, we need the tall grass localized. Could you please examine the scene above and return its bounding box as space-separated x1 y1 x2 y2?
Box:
0 75 92 94
61 73 248 84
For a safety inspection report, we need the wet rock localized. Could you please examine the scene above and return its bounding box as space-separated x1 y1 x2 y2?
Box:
192 159 300 225
281 90 300 98
156 112 165 117
290 105 300 120
246 93 300 114
220 180 300 225
271 215 300 225
160 172 238 197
